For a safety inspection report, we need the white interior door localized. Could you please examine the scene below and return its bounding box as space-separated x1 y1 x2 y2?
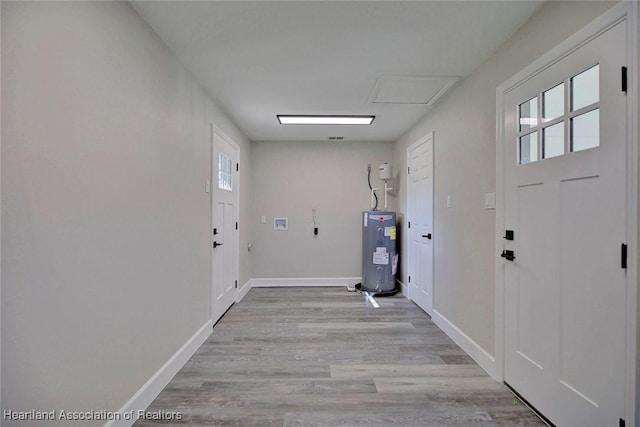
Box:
211 128 239 324
502 20 627 426
407 133 434 314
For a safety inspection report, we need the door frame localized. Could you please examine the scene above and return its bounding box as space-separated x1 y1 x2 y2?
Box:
495 2 638 425
210 124 241 323
406 132 435 314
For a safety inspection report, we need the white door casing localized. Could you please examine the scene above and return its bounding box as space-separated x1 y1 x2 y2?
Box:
496 8 635 426
211 127 239 324
407 133 434 315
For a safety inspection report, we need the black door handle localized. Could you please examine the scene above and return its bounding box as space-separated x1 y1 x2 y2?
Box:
213 241 223 248
422 234 432 240
501 250 516 261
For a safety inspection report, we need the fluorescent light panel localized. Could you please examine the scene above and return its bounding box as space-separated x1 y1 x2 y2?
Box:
277 115 375 125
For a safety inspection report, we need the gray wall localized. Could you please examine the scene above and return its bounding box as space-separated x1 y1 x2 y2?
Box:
393 1 616 356
251 141 394 279
1 2 250 424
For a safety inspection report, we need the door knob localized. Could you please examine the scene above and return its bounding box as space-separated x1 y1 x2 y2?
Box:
213 241 223 248
422 234 432 240
501 250 516 261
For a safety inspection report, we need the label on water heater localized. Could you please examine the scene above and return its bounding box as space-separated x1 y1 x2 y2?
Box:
373 249 389 265
384 226 397 240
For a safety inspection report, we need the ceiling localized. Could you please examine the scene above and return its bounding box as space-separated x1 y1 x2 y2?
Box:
131 1 544 142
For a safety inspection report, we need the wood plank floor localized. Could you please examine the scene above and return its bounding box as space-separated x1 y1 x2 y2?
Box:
135 287 544 426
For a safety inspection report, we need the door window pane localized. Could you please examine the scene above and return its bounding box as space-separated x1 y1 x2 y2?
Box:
519 131 538 165
543 122 564 159
543 83 564 122
571 109 599 152
519 97 538 131
571 64 599 111
218 153 233 191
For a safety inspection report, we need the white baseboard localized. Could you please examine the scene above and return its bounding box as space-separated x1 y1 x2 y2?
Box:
237 279 251 302
396 279 407 297
432 309 497 380
250 277 361 288
105 320 213 427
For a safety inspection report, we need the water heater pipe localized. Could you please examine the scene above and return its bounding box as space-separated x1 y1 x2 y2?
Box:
383 182 393 210
371 187 378 210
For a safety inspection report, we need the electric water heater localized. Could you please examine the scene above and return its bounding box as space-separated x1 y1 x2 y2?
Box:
361 211 398 295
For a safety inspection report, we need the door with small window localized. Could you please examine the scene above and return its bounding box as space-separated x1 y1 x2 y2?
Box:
503 20 627 426
211 128 239 324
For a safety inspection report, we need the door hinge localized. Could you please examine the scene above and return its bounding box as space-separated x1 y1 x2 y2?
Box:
619 418 625 427
236 221 238 230
236 163 239 172
408 221 411 229
408 275 411 283
621 243 627 269
622 67 628 93
408 166 410 174
235 280 238 289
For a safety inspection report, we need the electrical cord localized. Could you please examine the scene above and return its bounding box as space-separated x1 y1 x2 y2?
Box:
367 164 378 211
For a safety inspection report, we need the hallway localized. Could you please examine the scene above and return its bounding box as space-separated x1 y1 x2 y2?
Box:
136 288 543 426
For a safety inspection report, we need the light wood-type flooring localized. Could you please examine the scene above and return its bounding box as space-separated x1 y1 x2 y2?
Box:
135 287 544 426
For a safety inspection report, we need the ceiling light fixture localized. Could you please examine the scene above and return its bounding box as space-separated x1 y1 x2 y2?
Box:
277 115 375 125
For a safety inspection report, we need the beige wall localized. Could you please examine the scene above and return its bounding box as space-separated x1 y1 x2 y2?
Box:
251 141 394 279
1 0 634 424
1 2 250 424
393 1 615 356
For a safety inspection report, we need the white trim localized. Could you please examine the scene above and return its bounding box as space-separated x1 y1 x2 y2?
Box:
625 2 639 426
495 2 637 425
210 124 241 324
405 132 435 315
497 8 628 95
237 279 252 302
494 53 507 384
105 320 213 427
432 309 497 380
396 279 408 297
250 277 361 288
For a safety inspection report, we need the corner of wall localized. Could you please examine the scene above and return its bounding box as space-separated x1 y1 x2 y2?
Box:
431 310 497 380
105 321 212 427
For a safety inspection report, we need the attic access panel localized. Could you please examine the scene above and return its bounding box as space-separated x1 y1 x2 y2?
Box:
369 75 459 105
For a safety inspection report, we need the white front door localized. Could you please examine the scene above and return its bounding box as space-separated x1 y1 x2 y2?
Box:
502 20 627 426
211 128 239 324
407 133 434 314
